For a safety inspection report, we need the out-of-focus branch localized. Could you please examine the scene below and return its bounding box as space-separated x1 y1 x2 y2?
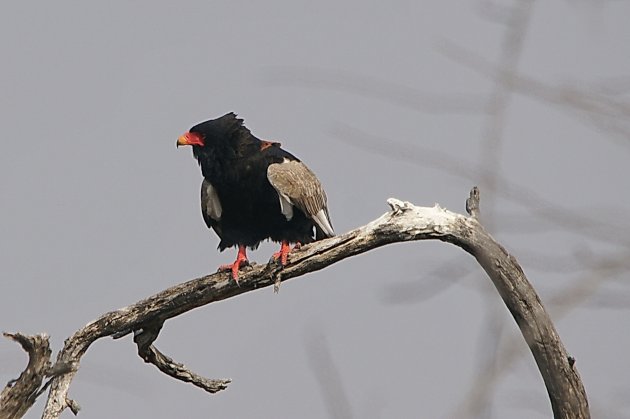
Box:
262 66 486 114
477 0 534 215
438 40 630 144
304 329 354 419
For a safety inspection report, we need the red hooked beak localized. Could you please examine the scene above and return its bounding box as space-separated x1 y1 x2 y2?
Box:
176 132 205 147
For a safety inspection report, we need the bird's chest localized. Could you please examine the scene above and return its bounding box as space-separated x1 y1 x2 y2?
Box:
217 159 266 187
214 161 276 207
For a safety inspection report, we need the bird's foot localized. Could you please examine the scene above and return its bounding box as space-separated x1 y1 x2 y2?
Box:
218 258 249 284
271 241 301 266
218 245 249 285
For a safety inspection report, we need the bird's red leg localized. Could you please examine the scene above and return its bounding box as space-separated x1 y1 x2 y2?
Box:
272 240 299 266
219 245 249 284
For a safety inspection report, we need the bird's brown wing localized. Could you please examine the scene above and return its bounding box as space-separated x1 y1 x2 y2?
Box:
267 159 334 237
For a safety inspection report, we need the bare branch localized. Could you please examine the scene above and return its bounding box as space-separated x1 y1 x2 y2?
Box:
1 333 51 419
34 191 589 418
132 321 231 393
466 186 481 219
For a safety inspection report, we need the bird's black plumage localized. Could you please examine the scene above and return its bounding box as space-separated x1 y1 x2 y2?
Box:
179 113 334 266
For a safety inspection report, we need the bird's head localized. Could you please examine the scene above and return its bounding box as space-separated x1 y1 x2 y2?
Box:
176 112 247 150
178 113 249 177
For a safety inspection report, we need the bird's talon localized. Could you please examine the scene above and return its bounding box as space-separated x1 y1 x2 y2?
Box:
272 240 293 266
218 245 249 284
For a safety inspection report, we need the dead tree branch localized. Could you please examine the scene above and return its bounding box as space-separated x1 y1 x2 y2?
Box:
132 321 231 393
1 189 589 419
1 333 51 419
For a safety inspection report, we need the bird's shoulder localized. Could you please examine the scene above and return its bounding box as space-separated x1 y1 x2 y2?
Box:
259 140 300 163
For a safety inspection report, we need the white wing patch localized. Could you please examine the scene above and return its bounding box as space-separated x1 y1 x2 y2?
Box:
277 192 294 221
201 179 222 221
313 208 334 237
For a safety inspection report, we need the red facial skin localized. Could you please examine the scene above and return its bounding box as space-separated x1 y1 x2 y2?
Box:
176 132 205 147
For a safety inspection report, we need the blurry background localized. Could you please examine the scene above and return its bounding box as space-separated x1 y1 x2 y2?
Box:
1 1 629 418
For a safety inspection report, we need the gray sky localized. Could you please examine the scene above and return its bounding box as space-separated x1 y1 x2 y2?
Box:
1 1 629 418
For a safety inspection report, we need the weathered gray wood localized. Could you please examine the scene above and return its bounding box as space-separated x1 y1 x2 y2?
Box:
133 321 231 393
2 190 584 419
1 333 51 419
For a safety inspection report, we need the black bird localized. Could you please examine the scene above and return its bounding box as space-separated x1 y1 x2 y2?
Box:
177 113 334 282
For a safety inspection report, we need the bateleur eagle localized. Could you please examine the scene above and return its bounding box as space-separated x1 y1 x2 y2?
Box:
177 112 334 282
